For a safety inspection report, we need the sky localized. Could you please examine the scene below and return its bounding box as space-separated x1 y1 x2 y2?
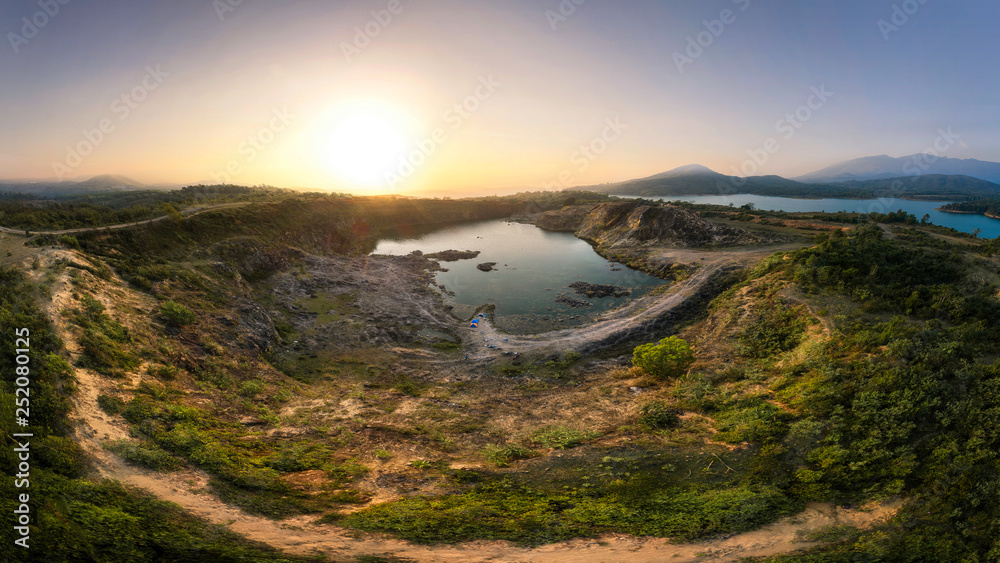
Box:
1 0 998 196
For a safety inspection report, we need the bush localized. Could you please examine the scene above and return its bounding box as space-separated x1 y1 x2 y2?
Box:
97 394 126 416
482 444 536 467
160 300 196 327
737 304 807 358
104 439 184 471
638 401 681 429
632 336 696 379
58 235 81 249
532 426 596 450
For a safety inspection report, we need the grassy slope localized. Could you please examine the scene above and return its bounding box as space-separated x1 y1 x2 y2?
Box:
0 266 322 563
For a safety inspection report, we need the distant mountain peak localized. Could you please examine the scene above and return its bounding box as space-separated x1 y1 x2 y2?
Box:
640 164 721 181
77 174 146 188
670 164 717 174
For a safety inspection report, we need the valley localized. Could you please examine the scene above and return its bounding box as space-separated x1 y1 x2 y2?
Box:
2 190 999 561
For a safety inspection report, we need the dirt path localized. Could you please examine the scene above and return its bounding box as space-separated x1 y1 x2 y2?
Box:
0 201 253 236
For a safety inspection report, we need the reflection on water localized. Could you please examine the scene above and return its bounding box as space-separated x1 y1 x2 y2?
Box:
372 220 664 333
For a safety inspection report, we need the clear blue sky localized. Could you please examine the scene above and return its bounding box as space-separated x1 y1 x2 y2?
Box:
0 0 996 194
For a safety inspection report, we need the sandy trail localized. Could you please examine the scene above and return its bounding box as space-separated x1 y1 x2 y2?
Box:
39 242 902 562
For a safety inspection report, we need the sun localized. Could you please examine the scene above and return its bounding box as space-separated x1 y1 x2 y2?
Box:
326 113 407 186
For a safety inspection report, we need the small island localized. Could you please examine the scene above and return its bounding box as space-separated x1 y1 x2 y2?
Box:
569 281 631 298
425 249 482 261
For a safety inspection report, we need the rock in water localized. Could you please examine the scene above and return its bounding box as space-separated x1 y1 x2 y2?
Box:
568 281 630 298
476 262 498 272
556 293 593 308
426 250 481 261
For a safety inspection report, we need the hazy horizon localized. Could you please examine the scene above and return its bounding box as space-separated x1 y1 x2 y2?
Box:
2 0 998 196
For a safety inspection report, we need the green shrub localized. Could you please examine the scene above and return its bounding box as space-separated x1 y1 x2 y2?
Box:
532 426 596 450
737 304 807 358
104 439 184 471
58 235 81 249
481 444 536 467
713 402 790 444
638 401 681 429
239 380 266 396
342 481 799 545
160 300 196 327
264 443 334 472
97 394 126 416
632 336 696 379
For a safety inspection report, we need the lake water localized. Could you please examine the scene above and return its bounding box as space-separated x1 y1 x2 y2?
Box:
372 220 665 333
636 194 1000 239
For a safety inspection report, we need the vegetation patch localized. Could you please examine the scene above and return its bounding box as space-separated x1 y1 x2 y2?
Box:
481 444 537 467
72 295 140 376
343 479 799 545
531 426 599 450
103 439 185 471
736 301 808 358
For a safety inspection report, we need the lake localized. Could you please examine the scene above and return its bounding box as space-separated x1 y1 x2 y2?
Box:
635 194 1000 239
372 220 665 333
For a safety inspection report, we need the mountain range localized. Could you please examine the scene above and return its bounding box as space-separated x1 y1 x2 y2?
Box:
795 155 1000 184
579 155 1000 201
4 154 1000 201
0 174 172 196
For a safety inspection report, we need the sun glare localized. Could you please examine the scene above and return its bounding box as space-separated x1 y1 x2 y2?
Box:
326 113 406 187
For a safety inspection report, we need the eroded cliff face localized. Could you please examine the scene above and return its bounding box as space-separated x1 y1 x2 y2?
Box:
536 201 762 248
533 203 597 232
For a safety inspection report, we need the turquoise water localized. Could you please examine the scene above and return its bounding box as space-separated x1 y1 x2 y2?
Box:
637 194 1000 239
372 220 665 333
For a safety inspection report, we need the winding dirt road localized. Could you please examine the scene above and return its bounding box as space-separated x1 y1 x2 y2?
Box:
0 201 253 236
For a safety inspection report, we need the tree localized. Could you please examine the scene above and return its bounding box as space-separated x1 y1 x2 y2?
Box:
632 336 696 379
